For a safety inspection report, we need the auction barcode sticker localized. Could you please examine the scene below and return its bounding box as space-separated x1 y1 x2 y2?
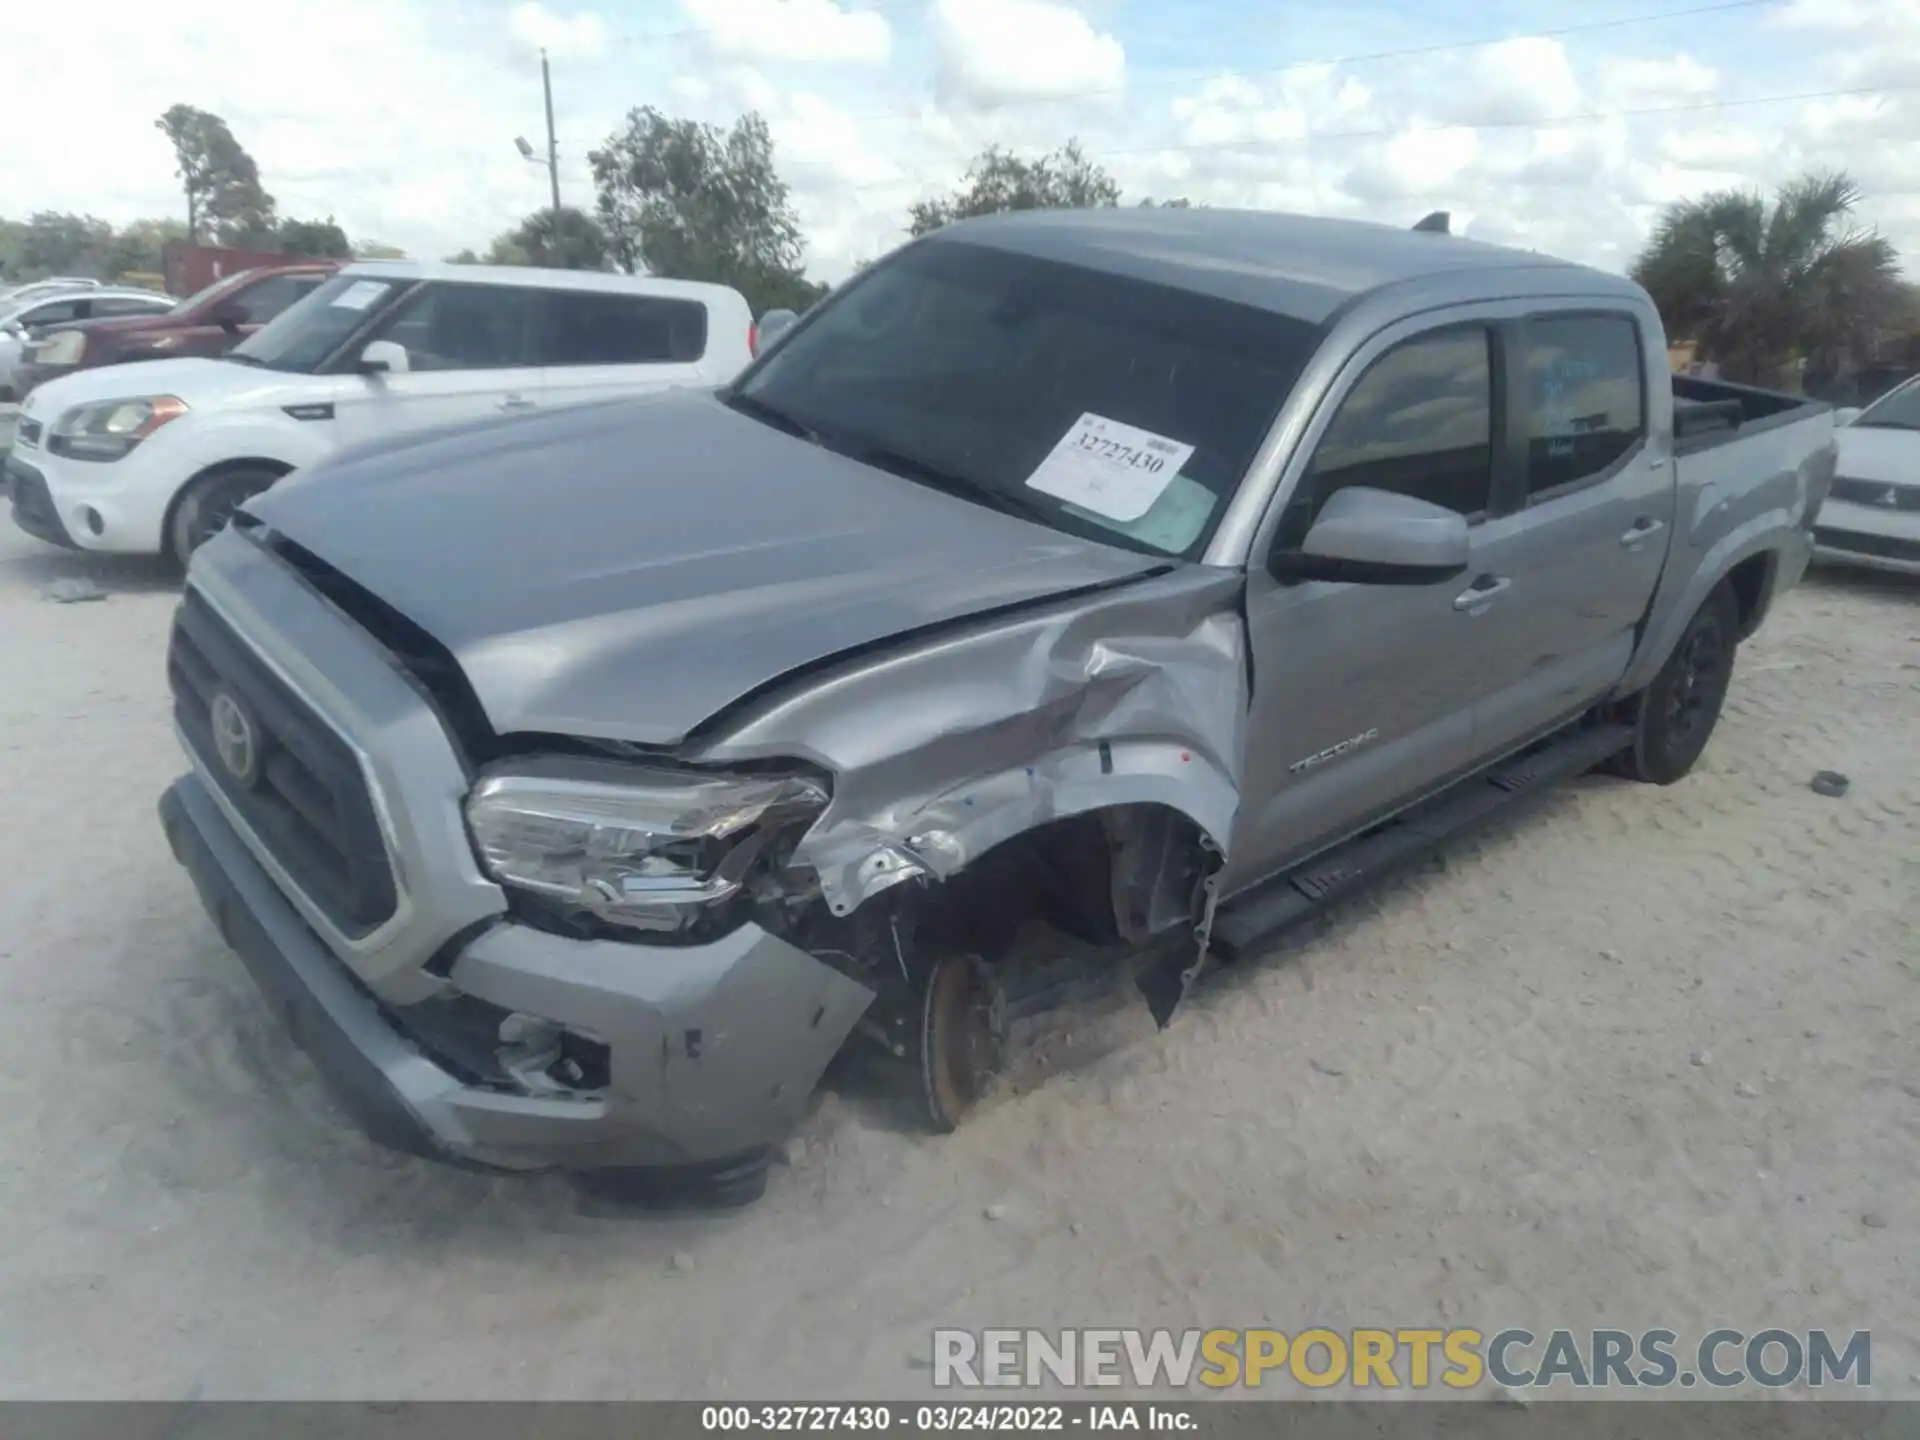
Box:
331 280 392 311
1025 413 1196 523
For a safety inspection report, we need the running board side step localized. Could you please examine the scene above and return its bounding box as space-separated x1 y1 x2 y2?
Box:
1209 722 1634 961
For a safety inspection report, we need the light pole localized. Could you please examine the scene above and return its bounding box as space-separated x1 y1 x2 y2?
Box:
514 48 563 249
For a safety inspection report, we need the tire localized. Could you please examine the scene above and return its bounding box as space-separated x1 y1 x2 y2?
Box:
1612 584 1740 785
167 464 283 570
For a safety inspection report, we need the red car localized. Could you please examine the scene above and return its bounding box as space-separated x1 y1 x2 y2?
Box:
10 260 339 401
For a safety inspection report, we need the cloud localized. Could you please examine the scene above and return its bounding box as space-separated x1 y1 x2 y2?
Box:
679 0 892 66
2 0 1915 289
932 0 1125 108
508 2 607 59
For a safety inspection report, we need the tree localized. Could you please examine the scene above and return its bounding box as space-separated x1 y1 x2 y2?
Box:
484 207 612 271
445 248 483 265
353 240 407 260
907 140 1121 237
278 216 353 259
589 108 818 314
1630 171 1905 387
105 217 189 278
1 212 115 279
155 104 277 245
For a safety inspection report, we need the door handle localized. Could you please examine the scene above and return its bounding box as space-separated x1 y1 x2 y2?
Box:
498 394 536 411
1453 575 1511 612
1621 517 1666 548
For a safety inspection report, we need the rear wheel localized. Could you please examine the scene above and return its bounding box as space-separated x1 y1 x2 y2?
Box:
1611 584 1739 785
167 464 283 570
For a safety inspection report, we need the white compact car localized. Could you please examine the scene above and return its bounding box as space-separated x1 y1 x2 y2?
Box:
1815 376 1920 576
6 261 754 566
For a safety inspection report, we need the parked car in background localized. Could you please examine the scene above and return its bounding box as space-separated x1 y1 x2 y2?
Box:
8 260 755 565
6 261 339 403
148 209 1833 1200
1 287 177 401
0 277 103 308
1815 375 1920 574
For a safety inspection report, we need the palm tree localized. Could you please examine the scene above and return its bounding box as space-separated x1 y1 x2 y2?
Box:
1630 171 1904 387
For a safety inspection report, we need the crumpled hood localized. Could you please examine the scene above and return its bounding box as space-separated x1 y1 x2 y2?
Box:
248 391 1169 744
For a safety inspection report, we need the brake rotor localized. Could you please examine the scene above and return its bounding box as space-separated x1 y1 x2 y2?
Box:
917 952 1004 1133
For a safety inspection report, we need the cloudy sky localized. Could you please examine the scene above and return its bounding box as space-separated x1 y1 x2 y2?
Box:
8 0 1918 283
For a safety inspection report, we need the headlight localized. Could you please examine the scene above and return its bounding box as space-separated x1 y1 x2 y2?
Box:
465 758 828 935
52 394 188 462
35 329 85 366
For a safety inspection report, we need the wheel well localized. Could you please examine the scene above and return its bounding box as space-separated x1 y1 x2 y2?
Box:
911 804 1209 964
1726 551 1776 639
160 457 295 546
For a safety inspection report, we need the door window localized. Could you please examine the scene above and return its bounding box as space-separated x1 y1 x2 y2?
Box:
375 283 544 371
1280 325 1494 547
18 298 88 328
541 291 708 365
1521 314 1645 497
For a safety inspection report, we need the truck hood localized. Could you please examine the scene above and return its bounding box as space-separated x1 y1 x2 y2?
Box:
19 355 308 419
248 391 1170 745
1835 424 1920 486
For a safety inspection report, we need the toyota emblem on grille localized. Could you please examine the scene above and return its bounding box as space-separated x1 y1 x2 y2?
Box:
209 691 260 786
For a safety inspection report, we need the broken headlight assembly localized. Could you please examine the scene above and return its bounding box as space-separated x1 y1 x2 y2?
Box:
464 757 828 939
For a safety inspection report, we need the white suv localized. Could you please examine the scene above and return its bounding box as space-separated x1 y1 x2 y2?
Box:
6 262 754 566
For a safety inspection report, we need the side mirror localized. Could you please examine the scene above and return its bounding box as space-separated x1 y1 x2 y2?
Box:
210 300 247 333
1833 407 1862 427
755 308 800 353
356 339 410 376
1271 486 1471 585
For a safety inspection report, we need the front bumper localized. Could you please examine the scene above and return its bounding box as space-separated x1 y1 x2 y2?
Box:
161 772 876 1171
3 428 181 554
1813 494 1920 576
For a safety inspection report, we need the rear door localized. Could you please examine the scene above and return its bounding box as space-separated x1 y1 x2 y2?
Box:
537 289 712 410
331 281 547 447
1469 309 1672 757
1226 315 1503 892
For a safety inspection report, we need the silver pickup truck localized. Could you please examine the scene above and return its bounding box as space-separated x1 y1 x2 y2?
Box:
157 209 1836 1203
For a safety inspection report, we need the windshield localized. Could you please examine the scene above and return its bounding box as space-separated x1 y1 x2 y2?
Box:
1854 378 1920 432
228 272 413 373
731 238 1325 559
175 269 257 314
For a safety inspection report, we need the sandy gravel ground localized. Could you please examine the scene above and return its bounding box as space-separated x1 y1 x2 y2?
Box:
0 521 1913 1402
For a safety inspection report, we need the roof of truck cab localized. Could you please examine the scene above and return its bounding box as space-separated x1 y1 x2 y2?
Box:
338 259 746 305
939 207 1640 323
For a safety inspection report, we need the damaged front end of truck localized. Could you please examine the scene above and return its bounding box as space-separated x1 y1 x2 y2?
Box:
657 565 1252 1128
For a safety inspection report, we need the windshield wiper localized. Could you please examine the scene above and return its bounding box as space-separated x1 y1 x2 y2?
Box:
1855 419 1920 432
724 388 823 444
223 353 267 368
845 442 1056 527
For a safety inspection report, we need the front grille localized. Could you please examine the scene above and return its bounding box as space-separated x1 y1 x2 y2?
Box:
1814 527 1920 563
1830 476 1920 512
168 590 398 938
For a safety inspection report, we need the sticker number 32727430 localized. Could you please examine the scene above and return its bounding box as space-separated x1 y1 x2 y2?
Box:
1025 413 1196 523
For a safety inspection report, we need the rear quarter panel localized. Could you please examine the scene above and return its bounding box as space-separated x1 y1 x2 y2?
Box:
1615 406 1830 694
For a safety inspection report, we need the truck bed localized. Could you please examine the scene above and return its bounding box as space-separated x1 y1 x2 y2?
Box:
1672 374 1824 454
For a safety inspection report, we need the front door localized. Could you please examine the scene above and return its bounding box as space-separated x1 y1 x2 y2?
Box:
332 281 547 448
1224 317 1502 896
1470 309 1673 757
